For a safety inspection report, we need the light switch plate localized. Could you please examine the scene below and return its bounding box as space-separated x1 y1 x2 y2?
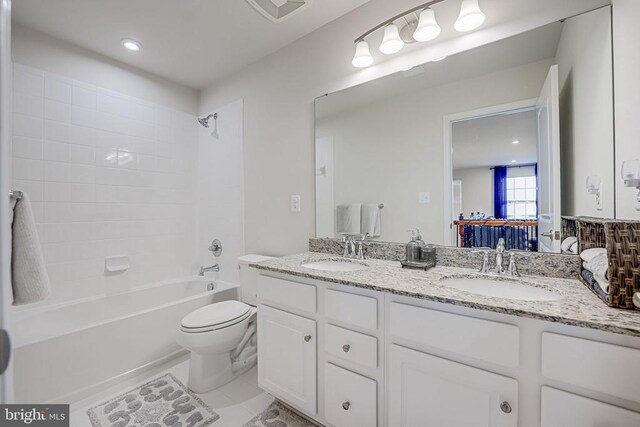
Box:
419 192 431 204
290 195 301 212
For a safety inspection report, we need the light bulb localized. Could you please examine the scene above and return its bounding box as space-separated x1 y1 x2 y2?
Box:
413 8 441 42
352 40 374 68
455 0 486 32
380 24 404 54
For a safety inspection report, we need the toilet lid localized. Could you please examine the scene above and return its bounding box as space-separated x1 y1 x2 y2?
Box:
181 301 251 330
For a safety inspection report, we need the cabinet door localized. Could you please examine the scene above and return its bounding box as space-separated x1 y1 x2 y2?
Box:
541 387 640 427
388 344 518 427
258 304 317 414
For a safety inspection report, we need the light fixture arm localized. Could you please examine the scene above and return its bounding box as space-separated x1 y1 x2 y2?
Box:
354 0 445 43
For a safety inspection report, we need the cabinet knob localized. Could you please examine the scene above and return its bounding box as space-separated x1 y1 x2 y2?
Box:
342 401 350 410
304 335 312 342
342 344 351 353
500 401 512 414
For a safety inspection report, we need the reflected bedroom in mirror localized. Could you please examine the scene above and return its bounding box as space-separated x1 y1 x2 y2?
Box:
315 5 614 254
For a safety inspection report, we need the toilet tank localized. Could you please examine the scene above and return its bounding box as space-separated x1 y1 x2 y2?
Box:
237 254 274 306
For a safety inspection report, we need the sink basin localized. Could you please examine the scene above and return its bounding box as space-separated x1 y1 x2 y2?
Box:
441 277 562 301
301 260 368 272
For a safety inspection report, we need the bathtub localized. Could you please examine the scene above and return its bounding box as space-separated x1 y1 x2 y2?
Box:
11 277 239 404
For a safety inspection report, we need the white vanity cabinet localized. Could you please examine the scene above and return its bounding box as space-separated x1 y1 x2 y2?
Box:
388 344 518 427
257 271 640 427
257 304 317 414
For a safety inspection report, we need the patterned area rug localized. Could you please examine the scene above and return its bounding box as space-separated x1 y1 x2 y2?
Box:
87 373 219 427
243 400 321 427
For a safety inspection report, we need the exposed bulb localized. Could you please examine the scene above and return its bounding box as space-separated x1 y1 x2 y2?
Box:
413 8 441 42
455 0 486 32
352 40 374 68
380 23 404 54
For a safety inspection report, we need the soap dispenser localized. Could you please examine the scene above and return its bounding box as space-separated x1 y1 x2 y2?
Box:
402 229 436 270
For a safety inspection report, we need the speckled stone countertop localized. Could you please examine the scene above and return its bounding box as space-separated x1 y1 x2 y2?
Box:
251 252 640 337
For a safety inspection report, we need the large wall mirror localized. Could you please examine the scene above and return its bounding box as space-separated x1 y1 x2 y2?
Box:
314 6 614 254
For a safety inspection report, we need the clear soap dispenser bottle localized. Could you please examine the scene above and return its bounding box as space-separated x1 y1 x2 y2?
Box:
402 229 435 270
405 229 422 264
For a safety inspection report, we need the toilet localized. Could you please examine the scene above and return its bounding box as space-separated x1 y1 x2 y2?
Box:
176 254 273 393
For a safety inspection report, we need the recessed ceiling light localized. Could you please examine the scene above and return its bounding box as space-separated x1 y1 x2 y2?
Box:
121 38 142 52
511 159 517 163
512 140 520 144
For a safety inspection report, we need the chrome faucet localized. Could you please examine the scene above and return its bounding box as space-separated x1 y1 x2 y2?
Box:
495 238 505 274
343 233 369 260
507 253 520 277
199 264 220 276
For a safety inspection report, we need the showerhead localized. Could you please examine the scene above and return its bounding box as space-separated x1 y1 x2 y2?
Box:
198 113 217 128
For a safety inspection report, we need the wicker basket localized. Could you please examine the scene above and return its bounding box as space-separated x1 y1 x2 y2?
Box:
576 217 640 309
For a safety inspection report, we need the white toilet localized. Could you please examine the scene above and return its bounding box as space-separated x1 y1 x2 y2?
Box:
176 254 273 393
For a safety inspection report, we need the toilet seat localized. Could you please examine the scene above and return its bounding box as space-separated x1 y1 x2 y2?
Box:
181 301 252 333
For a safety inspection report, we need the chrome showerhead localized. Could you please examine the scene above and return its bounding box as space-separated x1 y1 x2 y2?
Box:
197 113 217 128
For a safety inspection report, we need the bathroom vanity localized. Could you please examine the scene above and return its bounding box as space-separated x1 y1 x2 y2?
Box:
253 252 640 427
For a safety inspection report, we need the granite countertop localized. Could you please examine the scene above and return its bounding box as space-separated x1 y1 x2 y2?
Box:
251 252 640 338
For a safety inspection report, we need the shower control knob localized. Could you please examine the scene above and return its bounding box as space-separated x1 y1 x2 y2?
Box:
304 335 312 342
342 401 350 410
500 401 512 414
342 344 350 353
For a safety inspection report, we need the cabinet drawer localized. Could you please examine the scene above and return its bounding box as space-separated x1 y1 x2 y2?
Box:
324 363 377 427
325 324 377 369
389 302 519 368
541 387 640 427
325 289 377 330
257 275 316 313
541 333 640 402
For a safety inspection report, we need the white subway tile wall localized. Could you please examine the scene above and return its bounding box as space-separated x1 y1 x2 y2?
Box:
12 63 199 305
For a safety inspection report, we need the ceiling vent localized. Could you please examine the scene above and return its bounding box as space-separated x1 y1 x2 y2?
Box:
246 0 312 23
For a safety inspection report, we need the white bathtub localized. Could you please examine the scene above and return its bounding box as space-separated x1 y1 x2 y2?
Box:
12 277 239 404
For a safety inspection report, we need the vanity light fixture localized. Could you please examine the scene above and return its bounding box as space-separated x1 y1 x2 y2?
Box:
621 159 640 210
351 0 486 68
121 38 142 51
586 175 603 211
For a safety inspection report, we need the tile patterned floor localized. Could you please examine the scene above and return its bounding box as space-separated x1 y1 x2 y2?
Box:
70 355 275 427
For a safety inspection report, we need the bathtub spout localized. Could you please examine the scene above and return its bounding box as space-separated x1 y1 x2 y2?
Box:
199 264 220 276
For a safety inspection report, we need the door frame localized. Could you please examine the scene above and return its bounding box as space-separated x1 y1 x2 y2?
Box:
442 98 537 246
0 0 12 404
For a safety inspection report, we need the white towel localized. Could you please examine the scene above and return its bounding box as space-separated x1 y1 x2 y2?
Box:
361 203 381 237
568 242 578 254
10 191 51 305
580 247 607 263
583 252 609 294
336 204 361 235
561 237 577 253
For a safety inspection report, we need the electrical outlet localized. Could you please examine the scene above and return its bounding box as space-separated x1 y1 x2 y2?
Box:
418 192 431 204
290 195 301 212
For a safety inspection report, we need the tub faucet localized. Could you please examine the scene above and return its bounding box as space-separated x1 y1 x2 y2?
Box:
199 264 220 276
495 238 505 274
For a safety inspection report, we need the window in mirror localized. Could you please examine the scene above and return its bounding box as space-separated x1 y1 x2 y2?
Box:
506 173 537 220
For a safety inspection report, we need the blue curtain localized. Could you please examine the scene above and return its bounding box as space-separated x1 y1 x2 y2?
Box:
493 166 508 219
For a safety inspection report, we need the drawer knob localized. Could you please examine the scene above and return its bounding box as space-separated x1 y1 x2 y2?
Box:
342 401 350 410
304 335 312 342
500 401 512 414
342 344 351 353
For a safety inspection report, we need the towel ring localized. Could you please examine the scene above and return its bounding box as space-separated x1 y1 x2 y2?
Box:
9 190 23 200
378 203 384 209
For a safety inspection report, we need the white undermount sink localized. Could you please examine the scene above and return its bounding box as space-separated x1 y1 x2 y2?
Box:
441 277 562 301
301 260 368 272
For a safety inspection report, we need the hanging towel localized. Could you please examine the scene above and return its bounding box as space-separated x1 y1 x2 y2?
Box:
10 191 51 305
361 203 381 237
336 204 361 235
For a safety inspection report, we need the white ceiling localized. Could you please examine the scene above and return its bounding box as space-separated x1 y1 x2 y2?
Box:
12 0 370 89
452 110 538 170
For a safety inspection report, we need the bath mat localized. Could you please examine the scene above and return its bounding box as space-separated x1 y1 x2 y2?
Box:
243 400 321 427
87 373 219 427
